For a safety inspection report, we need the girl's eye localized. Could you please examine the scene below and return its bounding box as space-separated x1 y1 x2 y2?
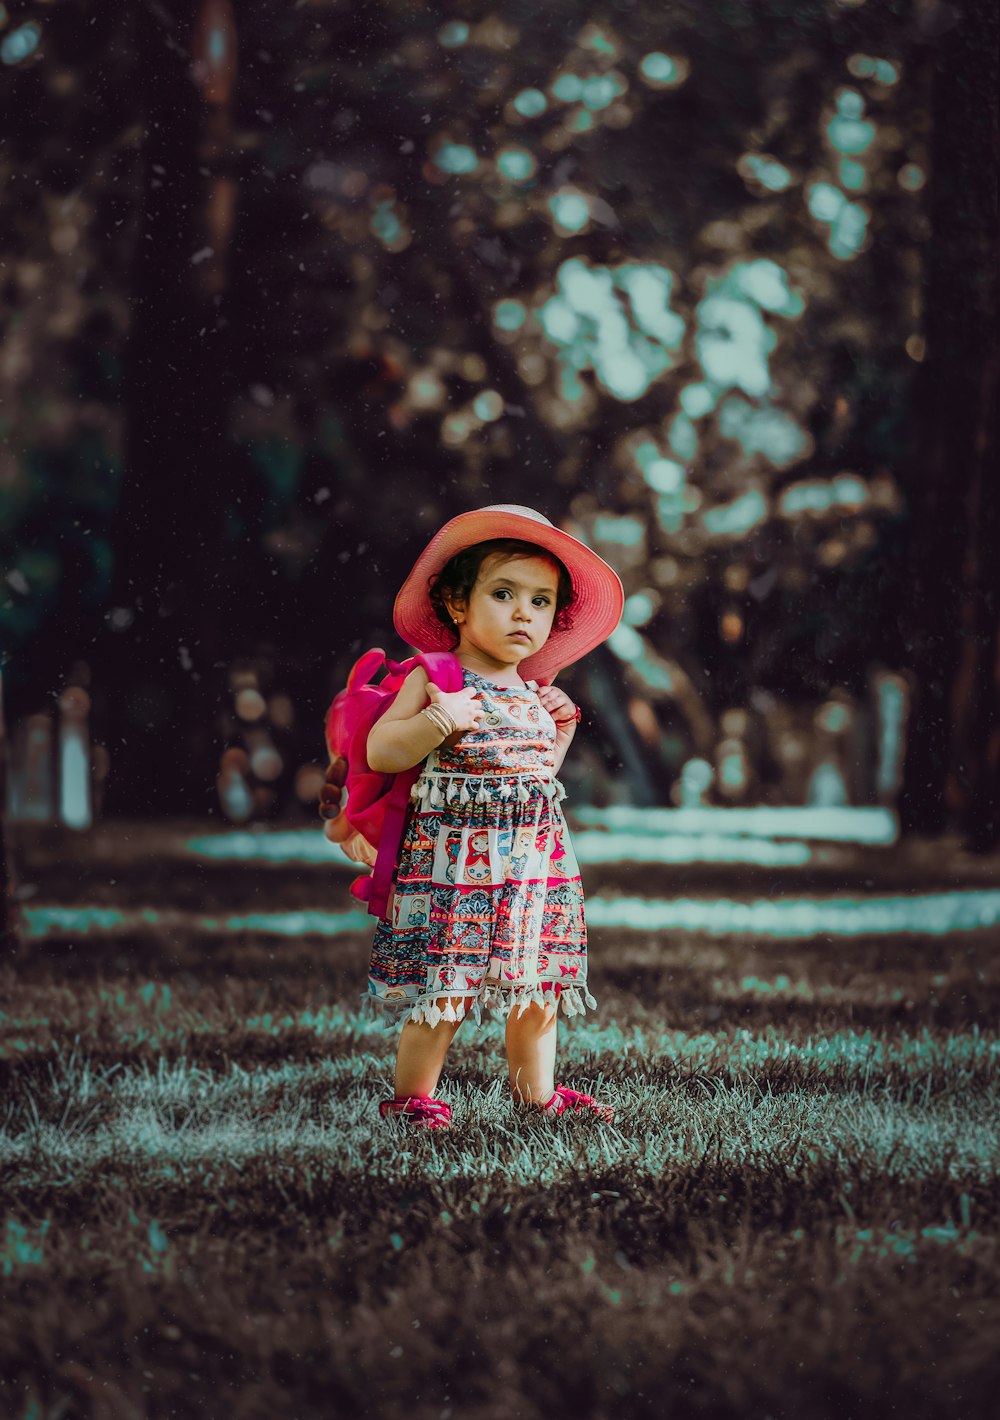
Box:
492 589 551 607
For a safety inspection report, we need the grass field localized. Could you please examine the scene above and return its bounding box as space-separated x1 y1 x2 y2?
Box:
1 821 998 1419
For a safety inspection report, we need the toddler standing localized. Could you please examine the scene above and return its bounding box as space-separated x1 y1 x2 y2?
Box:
358 504 623 1128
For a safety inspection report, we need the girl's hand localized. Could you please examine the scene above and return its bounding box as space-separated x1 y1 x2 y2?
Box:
426 682 484 734
537 685 579 731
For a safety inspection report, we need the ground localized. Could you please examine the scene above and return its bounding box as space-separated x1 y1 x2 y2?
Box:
0 815 997 1419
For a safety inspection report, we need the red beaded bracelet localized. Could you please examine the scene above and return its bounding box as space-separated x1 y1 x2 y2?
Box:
554 705 582 725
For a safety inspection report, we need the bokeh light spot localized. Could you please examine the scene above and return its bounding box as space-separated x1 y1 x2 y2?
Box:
603 351 650 401
593 514 645 548
836 88 865 119
703 488 768 538
433 143 479 175
295 764 326 804
719 397 810 467
666 413 698 461
738 153 793 192
438 21 469 47
251 744 283 782
847 53 898 84
680 383 717 419
371 199 408 249
695 294 776 398
513 87 547 117
623 592 658 627
848 54 877 79
828 92 876 155
730 259 804 317
497 147 537 181
581 73 625 110
808 183 845 222
839 158 867 191
235 688 267 721
616 265 685 346
494 299 526 331
473 389 504 421
552 73 584 103
548 191 591 234
639 52 685 88
644 457 685 495
779 474 870 517
829 200 869 259
579 24 618 58
2 20 40 65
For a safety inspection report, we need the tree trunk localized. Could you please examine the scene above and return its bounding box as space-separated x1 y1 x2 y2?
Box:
93 0 240 816
0 670 19 953
952 349 1000 849
898 0 999 841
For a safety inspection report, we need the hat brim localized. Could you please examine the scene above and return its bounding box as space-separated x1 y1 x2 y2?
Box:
392 506 624 683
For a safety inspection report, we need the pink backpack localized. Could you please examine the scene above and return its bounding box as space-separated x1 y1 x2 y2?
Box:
323 647 465 918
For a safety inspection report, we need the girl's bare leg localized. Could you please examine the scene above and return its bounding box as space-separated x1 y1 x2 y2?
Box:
394 998 468 1097
505 998 558 1107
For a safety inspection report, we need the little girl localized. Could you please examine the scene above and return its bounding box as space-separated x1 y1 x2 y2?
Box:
360 503 622 1129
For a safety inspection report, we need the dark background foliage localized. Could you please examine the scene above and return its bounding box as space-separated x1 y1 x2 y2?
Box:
0 0 996 838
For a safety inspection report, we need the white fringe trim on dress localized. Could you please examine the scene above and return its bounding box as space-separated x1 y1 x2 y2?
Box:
409 769 568 809
361 980 598 1032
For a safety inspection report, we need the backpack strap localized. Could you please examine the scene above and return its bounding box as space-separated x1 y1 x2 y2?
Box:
367 767 419 919
348 646 389 691
366 651 464 919
415 649 465 693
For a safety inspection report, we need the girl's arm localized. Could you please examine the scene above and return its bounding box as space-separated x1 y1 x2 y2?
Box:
367 668 484 774
537 684 579 777
552 728 575 776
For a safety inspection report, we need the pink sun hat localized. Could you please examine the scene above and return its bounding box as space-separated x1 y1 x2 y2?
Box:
392 503 624 684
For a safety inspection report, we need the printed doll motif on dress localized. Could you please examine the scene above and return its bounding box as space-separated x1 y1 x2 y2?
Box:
392 892 430 932
432 829 462 888
462 830 492 884
407 897 429 928
503 825 535 880
546 826 570 879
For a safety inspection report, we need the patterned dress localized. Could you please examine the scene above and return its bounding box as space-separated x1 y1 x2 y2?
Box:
364 666 597 1030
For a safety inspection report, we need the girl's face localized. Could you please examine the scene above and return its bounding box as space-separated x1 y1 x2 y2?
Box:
445 552 559 672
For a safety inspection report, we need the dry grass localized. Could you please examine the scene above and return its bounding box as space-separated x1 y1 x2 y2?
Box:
0 826 998 1418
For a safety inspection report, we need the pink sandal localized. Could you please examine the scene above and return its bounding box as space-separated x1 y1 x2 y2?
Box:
533 1083 615 1123
378 1095 452 1129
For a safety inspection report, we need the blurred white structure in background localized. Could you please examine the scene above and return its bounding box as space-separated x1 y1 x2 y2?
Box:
5 676 95 830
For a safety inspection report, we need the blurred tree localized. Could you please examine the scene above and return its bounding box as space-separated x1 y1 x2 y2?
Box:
898 0 999 848
0 4 136 728
2 0 993 822
86 0 244 813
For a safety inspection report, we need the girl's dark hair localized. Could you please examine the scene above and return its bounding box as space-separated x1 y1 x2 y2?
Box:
428 538 576 649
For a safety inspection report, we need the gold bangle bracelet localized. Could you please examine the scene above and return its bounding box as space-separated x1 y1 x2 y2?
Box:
431 703 458 734
421 706 454 739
